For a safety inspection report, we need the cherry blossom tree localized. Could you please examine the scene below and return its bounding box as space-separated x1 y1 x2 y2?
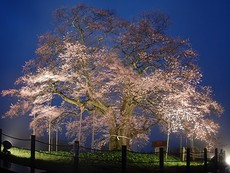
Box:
157 84 222 150
2 4 223 150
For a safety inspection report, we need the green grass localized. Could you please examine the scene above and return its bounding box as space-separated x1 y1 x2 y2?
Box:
9 147 31 159
1 147 206 173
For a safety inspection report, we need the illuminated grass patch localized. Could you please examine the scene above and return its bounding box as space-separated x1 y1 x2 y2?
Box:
7 147 203 166
0 147 206 173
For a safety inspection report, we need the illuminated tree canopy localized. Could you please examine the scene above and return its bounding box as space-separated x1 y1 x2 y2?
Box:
2 4 223 150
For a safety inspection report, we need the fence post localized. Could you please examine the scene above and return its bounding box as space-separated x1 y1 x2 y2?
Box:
204 148 207 173
214 148 218 172
74 141 79 172
122 145 127 173
0 129 2 158
159 147 164 173
186 148 190 173
31 135 35 173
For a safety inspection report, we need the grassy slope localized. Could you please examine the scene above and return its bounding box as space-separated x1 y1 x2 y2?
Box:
1 147 207 173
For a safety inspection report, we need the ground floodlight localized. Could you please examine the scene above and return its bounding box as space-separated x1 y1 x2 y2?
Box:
226 156 230 165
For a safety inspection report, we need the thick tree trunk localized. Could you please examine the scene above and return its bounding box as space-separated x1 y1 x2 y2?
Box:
109 128 119 150
108 128 130 150
120 97 134 150
55 87 134 150
108 97 134 150
119 128 130 149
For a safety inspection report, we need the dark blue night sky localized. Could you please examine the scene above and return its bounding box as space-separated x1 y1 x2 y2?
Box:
0 0 230 151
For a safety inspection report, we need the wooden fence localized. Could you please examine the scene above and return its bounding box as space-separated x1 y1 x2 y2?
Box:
0 129 224 173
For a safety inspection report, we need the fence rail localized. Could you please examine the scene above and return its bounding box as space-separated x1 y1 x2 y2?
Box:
0 129 226 173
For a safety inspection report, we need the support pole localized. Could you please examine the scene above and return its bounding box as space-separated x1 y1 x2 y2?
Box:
56 130 58 152
48 121 51 152
166 131 170 160
180 134 183 161
91 112 95 152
